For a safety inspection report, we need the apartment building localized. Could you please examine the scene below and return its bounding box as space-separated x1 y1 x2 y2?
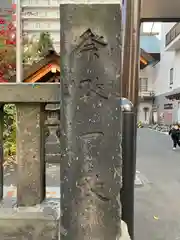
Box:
21 0 60 52
138 65 155 124
153 23 180 125
138 34 160 124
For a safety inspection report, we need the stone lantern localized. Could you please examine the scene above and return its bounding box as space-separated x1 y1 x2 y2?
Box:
45 103 60 163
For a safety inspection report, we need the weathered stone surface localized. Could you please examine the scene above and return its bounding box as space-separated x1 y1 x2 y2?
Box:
0 199 60 240
60 4 121 240
0 83 60 103
45 126 61 163
45 106 61 163
45 127 60 153
46 153 61 163
16 103 46 206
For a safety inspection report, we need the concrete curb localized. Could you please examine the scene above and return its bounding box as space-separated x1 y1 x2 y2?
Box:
148 128 168 135
0 199 60 240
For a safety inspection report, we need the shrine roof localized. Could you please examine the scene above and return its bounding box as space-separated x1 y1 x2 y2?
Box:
9 50 60 83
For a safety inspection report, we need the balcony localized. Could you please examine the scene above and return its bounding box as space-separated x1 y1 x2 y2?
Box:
165 23 180 51
21 12 59 20
139 90 154 100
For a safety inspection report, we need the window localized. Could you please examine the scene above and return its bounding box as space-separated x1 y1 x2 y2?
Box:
139 78 148 92
143 107 149 121
43 11 47 17
23 21 28 27
35 22 40 28
28 0 38 4
164 103 173 110
170 68 174 85
51 0 59 4
56 11 60 17
45 23 51 28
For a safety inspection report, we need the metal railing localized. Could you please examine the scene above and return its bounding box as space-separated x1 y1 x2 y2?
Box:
165 22 180 47
139 90 154 97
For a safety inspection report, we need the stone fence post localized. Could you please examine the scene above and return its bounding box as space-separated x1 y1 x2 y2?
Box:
16 103 46 205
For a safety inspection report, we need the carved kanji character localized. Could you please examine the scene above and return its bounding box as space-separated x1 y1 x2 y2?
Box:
73 28 107 59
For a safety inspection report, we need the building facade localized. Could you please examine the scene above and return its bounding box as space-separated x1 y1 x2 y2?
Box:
138 65 155 124
21 0 60 52
153 22 180 125
138 33 160 124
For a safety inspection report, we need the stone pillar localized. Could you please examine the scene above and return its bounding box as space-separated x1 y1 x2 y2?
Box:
60 4 122 239
16 103 46 206
0 105 3 200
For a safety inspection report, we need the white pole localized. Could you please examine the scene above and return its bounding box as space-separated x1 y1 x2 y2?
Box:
16 0 22 83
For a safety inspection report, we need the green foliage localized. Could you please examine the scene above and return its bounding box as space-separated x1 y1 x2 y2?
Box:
23 35 39 65
37 32 54 57
3 104 16 159
22 32 54 66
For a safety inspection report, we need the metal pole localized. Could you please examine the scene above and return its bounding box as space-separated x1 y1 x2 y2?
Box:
121 109 136 239
121 0 141 107
16 0 22 83
120 0 141 239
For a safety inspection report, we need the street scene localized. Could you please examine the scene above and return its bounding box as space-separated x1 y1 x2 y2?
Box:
135 128 180 240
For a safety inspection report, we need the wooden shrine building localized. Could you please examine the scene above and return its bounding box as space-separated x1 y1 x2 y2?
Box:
10 50 60 83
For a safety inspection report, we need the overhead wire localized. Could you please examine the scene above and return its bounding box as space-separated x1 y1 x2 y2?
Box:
150 22 155 35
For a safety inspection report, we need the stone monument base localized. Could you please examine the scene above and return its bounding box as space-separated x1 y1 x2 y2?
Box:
0 199 60 240
120 220 131 240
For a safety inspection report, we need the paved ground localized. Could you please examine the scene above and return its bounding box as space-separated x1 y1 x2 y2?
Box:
135 128 180 240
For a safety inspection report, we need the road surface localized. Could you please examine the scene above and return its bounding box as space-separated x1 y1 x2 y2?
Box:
135 128 180 240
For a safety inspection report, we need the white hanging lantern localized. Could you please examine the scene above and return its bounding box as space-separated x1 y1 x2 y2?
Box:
51 66 56 73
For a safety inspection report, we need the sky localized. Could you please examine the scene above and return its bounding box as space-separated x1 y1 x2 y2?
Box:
143 22 161 38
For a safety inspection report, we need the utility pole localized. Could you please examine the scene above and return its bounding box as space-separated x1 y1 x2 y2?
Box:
60 4 122 240
121 0 141 239
16 0 22 83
